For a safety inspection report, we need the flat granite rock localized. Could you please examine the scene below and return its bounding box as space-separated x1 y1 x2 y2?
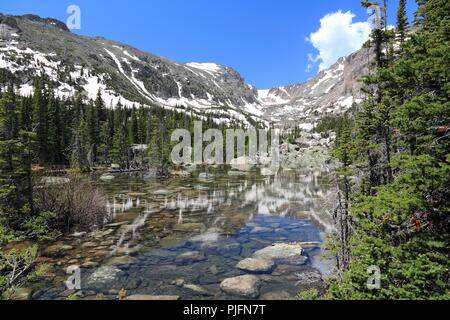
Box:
253 243 303 260
236 258 275 274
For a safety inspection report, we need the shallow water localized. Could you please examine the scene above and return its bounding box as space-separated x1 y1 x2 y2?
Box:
31 168 336 300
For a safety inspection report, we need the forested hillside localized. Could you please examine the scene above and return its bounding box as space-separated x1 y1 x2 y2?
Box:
326 0 449 299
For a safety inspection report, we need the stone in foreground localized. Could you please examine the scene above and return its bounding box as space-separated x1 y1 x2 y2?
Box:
236 258 275 274
220 275 261 298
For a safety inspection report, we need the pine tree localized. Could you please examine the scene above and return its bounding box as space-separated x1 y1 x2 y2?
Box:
111 106 130 168
130 107 139 145
32 78 48 165
328 0 450 299
0 85 34 229
94 89 106 123
46 85 62 164
86 101 100 163
396 0 408 43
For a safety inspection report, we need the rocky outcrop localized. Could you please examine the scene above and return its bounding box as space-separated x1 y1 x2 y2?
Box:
0 14 264 125
260 48 369 126
279 132 338 170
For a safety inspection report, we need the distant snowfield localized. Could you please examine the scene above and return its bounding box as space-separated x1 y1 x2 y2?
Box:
186 62 222 75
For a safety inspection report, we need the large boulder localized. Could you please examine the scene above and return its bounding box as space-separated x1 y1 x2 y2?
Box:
253 243 307 265
220 275 261 298
236 258 275 274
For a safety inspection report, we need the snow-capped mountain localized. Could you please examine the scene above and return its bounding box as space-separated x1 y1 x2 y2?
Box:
0 13 369 128
258 48 370 129
0 14 264 124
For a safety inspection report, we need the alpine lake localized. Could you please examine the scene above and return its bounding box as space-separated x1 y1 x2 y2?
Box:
29 167 336 300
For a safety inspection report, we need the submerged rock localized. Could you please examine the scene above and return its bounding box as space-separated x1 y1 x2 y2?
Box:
86 266 121 286
183 284 209 296
175 251 206 265
200 238 241 257
250 227 273 234
220 275 261 299
261 291 292 300
236 258 275 274
106 256 137 267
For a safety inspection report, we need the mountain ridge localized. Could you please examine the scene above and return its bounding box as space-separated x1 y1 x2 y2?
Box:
0 13 368 127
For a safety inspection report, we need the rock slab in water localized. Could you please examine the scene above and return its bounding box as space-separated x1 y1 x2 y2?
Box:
236 258 275 274
253 243 306 265
220 275 261 298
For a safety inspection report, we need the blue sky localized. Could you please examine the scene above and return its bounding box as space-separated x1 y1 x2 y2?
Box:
1 0 417 88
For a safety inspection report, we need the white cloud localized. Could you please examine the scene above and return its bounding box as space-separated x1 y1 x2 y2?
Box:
306 10 372 71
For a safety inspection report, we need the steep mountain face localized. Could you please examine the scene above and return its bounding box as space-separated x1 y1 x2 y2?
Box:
259 48 370 129
0 13 369 128
0 14 264 123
